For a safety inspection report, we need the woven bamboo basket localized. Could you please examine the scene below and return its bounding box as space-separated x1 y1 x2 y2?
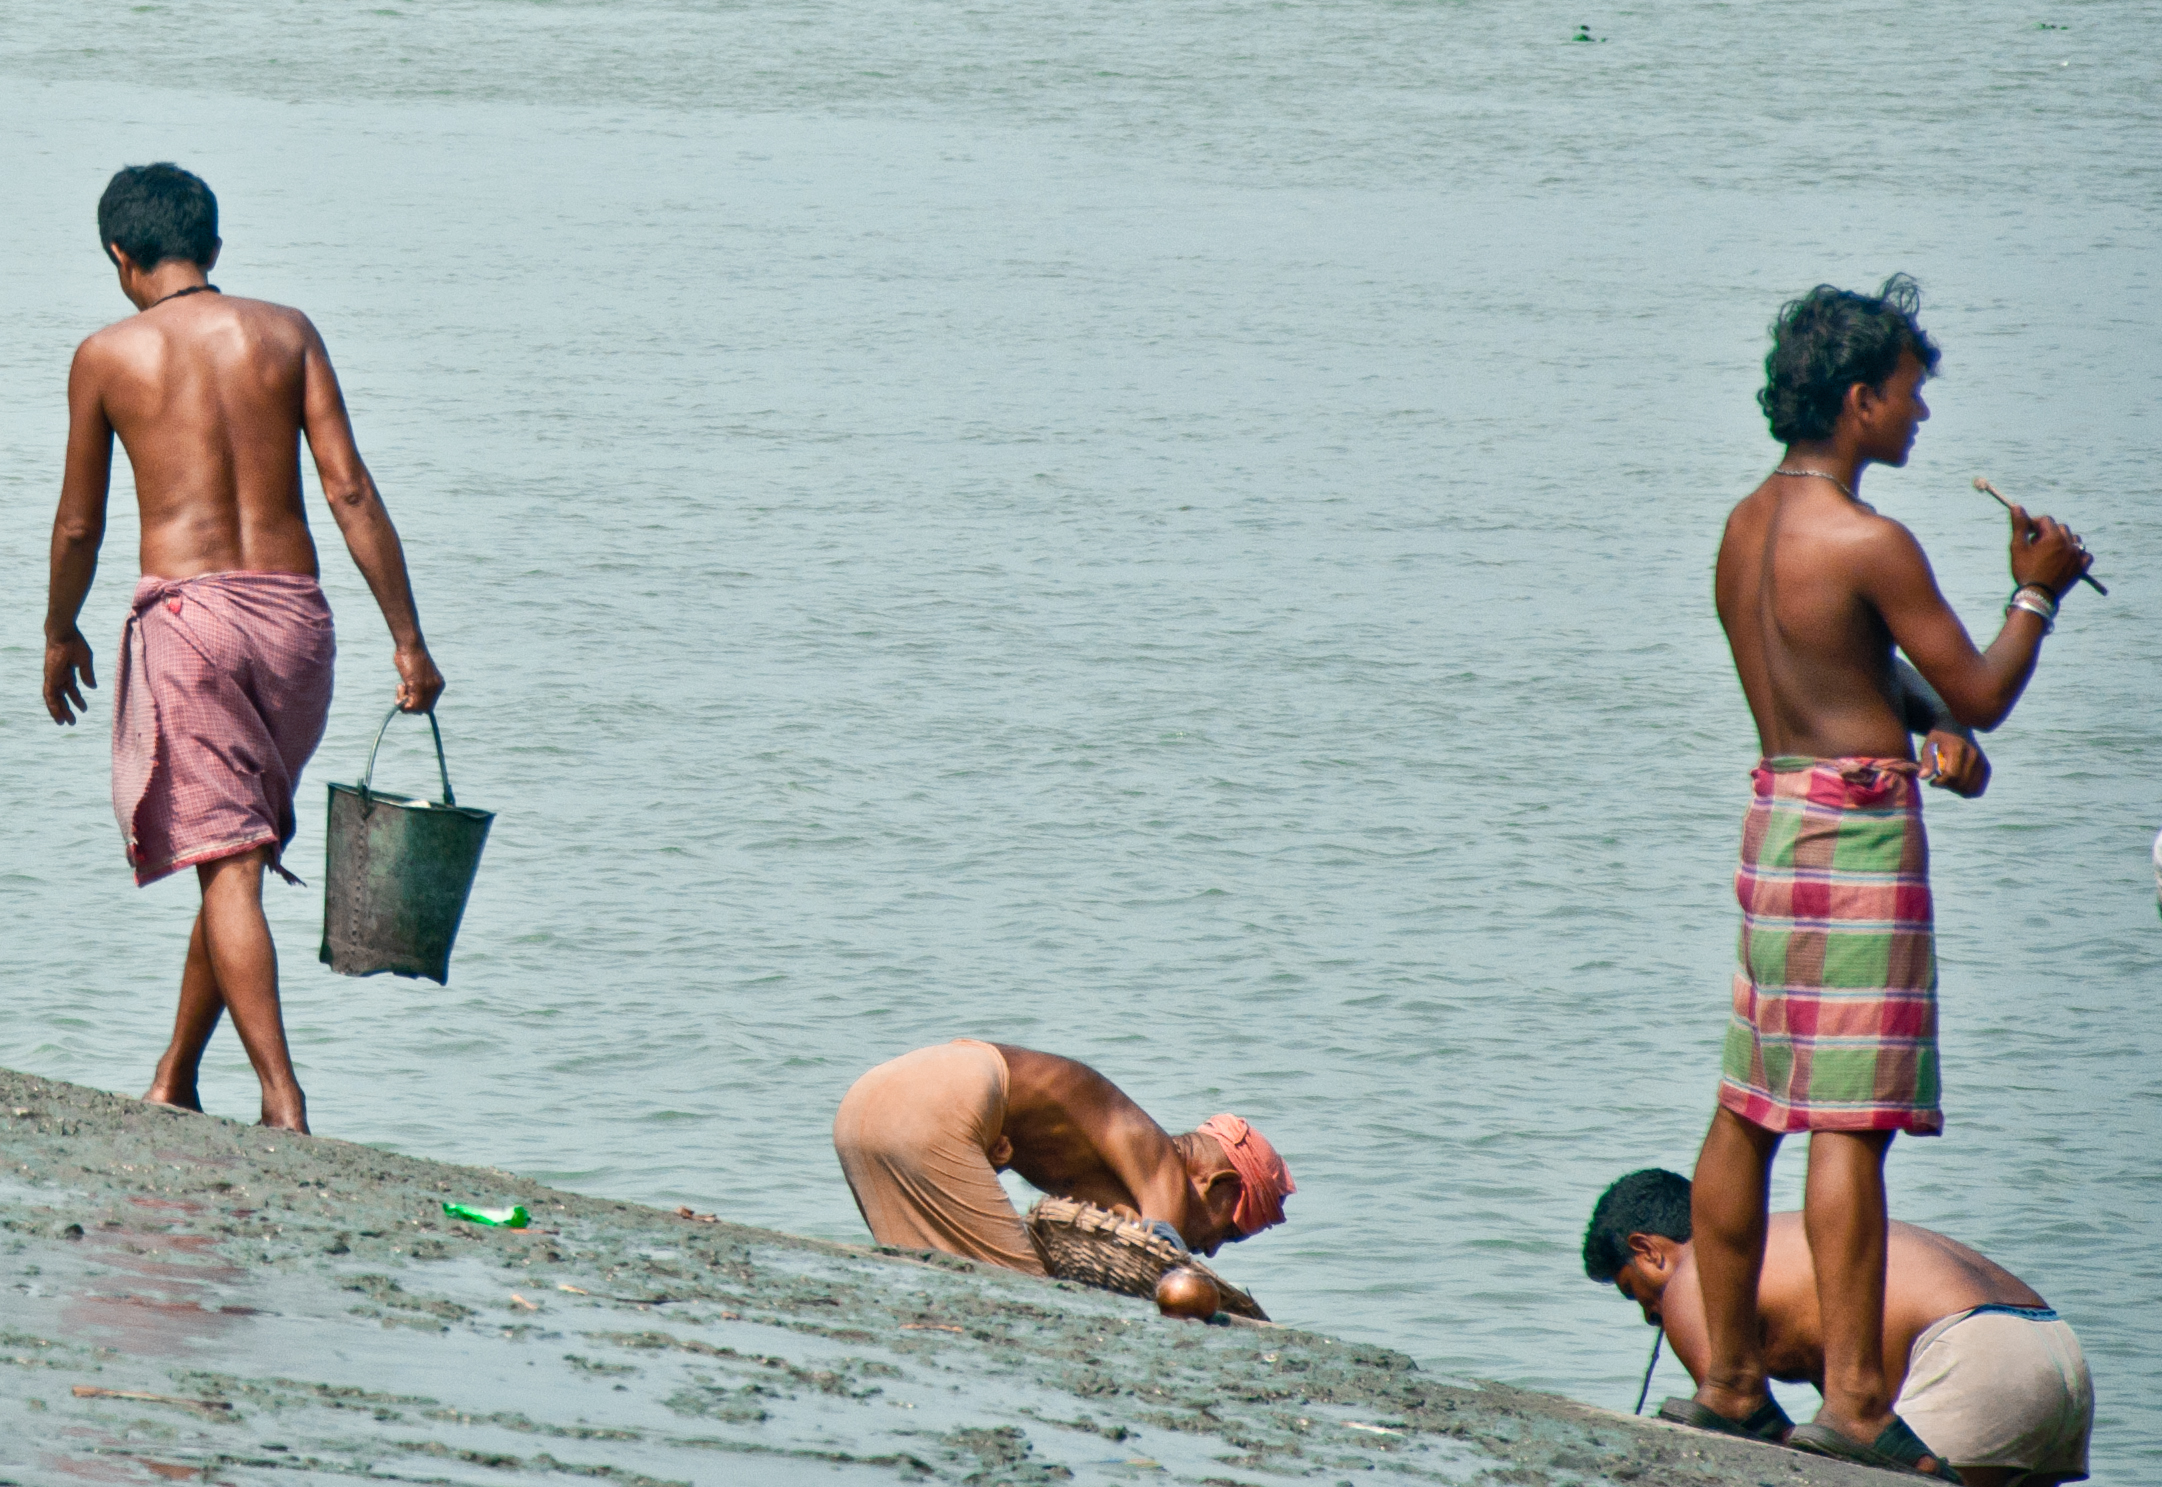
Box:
1024 1197 1268 1321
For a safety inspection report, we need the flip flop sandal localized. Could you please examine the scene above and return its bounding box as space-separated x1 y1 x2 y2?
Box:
1655 1395 1794 1444
1788 1417 1963 1481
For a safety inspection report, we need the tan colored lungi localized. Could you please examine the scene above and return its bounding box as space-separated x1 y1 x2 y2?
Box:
1895 1305 2093 1482
832 1040 1046 1275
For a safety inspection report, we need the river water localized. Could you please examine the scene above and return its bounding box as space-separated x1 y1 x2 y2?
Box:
2 0 2157 1477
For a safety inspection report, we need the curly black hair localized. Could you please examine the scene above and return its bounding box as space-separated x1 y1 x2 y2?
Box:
1582 1168 1692 1283
1758 273 1940 445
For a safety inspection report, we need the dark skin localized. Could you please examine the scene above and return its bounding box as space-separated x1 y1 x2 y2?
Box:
43 241 446 1133
1715 349 2090 759
989 1045 1246 1256
1615 1219 2055 1487
1697 347 2091 1468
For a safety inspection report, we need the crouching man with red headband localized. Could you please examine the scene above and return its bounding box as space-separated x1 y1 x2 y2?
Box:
832 1040 1294 1274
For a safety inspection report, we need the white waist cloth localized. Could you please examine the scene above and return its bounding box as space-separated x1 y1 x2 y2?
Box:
1894 1304 2092 1481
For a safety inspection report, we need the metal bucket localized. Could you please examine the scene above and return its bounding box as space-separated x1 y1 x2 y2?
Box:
320 707 495 984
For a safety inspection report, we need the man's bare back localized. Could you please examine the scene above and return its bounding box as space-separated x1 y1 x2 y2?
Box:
991 1044 1227 1237
76 290 330 581
47 247 441 720
1650 1215 2045 1397
1717 475 1923 764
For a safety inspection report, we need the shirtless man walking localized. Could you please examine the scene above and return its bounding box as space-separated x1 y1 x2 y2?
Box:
832 1040 1294 1272
1678 276 2091 1478
43 163 444 1134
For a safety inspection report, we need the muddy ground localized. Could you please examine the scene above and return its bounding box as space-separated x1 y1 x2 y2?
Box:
0 1069 1895 1486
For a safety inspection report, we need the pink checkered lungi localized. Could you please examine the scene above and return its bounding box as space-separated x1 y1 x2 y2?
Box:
1718 756 1941 1135
111 571 336 887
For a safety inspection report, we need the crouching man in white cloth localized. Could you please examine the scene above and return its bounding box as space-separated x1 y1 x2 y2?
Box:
1587 1169 2093 1485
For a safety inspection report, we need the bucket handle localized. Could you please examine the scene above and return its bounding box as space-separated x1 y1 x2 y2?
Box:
360 706 456 811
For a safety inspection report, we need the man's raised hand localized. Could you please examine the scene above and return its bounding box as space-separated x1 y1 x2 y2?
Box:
43 630 96 725
2008 504 2094 599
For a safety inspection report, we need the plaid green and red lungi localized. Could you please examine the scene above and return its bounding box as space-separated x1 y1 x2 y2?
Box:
1718 756 1942 1135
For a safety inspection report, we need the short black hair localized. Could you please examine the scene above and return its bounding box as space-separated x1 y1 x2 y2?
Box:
1582 1168 1692 1283
98 163 219 271
1757 273 1941 445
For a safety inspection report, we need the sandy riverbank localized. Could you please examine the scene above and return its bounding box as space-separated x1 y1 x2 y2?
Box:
0 1069 1888 1486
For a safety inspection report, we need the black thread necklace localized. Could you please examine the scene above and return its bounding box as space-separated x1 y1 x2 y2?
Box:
149 283 220 309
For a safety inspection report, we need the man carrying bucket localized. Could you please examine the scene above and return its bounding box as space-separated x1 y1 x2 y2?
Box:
42 164 444 1134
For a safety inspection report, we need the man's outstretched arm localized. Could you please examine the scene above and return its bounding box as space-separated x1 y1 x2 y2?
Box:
298 317 445 714
44 344 115 724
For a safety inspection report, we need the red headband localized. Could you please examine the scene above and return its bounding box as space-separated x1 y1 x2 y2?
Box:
1196 1114 1295 1234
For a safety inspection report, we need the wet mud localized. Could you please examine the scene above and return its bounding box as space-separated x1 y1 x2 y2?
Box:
0 1070 1894 1486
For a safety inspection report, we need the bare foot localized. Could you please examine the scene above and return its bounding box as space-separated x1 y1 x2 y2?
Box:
259 1088 309 1134
143 1081 204 1113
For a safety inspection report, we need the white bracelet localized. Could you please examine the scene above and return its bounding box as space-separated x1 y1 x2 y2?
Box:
2006 583 2059 617
2007 589 2057 634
